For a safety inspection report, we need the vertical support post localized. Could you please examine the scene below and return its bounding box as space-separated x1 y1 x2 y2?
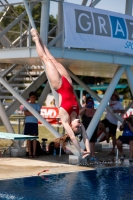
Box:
38 81 51 106
40 0 50 44
27 2 31 48
18 118 21 134
86 65 125 139
125 0 133 15
0 101 14 133
56 0 64 47
124 0 133 113
20 20 22 47
82 0 88 5
73 89 82 109
125 66 133 96
0 101 20 148
27 30 30 47
23 0 36 28
91 0 101 7
80 89 83 106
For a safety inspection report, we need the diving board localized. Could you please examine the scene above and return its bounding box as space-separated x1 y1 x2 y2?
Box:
0 132 38 140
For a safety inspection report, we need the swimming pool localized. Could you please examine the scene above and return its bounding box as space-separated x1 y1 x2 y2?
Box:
0 166 133 200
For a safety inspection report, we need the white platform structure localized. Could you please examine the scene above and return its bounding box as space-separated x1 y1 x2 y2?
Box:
0 0 133 154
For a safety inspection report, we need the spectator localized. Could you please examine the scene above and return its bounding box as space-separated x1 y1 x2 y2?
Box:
80 96 98 161
23 91 41 158
82 95 86 107
50 99 56 107
99 91 124 155
116 115 133 163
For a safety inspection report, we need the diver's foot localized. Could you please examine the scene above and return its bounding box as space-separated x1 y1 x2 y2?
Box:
82 153 90 160
30 28 39 42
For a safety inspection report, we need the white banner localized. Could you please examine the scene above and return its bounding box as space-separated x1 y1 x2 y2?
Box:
63 2 133 54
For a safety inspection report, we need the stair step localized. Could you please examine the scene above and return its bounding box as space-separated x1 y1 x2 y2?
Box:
0 96 16 99
20 71 42 76
2 102 11 106
14 77 37 81
28 65 45 70
10 83 30 87
1 90 23 94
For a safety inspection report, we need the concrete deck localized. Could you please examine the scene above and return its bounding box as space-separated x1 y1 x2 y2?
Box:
0 149 132 180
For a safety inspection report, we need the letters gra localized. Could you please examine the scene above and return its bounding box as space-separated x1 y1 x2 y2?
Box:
75 9 133 40
63 2 133 54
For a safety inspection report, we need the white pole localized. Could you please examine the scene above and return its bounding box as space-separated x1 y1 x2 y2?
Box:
0 101 14 133
40 0 50 44
0 101 20 148
86 66 125 140
125 0 133 15
68 69 124 123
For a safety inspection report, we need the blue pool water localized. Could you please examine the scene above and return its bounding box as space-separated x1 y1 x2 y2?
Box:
0 166 133 200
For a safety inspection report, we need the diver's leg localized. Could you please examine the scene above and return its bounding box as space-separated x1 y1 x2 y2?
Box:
31 28 62 90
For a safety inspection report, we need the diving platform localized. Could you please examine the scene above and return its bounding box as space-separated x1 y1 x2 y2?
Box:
0 46 133 78
0 132 38 140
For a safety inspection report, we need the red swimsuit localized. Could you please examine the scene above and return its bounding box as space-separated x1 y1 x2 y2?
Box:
56 76 79 117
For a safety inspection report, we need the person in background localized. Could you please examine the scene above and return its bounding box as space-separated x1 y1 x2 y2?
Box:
50 99 56 107
82 95 86 107
30 28 90 160
23 91 41 158
99 91 124 156
116 115 133 163
80 96 98 161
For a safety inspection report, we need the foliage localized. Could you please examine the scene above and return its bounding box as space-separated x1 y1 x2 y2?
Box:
32 3 41 30
76 75 131 99
0 5 26 42
49 15 57 31
0 3 57 43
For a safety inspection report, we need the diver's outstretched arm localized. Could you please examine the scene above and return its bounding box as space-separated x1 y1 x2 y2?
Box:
62 121 90 158
81 124 90 153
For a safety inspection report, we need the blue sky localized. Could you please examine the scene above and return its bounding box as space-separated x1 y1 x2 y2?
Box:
51 0 126 17
10 0 126 16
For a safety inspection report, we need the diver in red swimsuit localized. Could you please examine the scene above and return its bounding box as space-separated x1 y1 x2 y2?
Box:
56 76 79 117
30 28 90 159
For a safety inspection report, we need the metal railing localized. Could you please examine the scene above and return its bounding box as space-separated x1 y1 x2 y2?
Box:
0 0 58 49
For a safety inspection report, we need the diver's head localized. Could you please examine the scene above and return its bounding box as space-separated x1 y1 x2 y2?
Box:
71 119 82 133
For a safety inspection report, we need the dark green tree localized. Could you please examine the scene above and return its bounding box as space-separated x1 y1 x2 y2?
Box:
0 3 57 44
